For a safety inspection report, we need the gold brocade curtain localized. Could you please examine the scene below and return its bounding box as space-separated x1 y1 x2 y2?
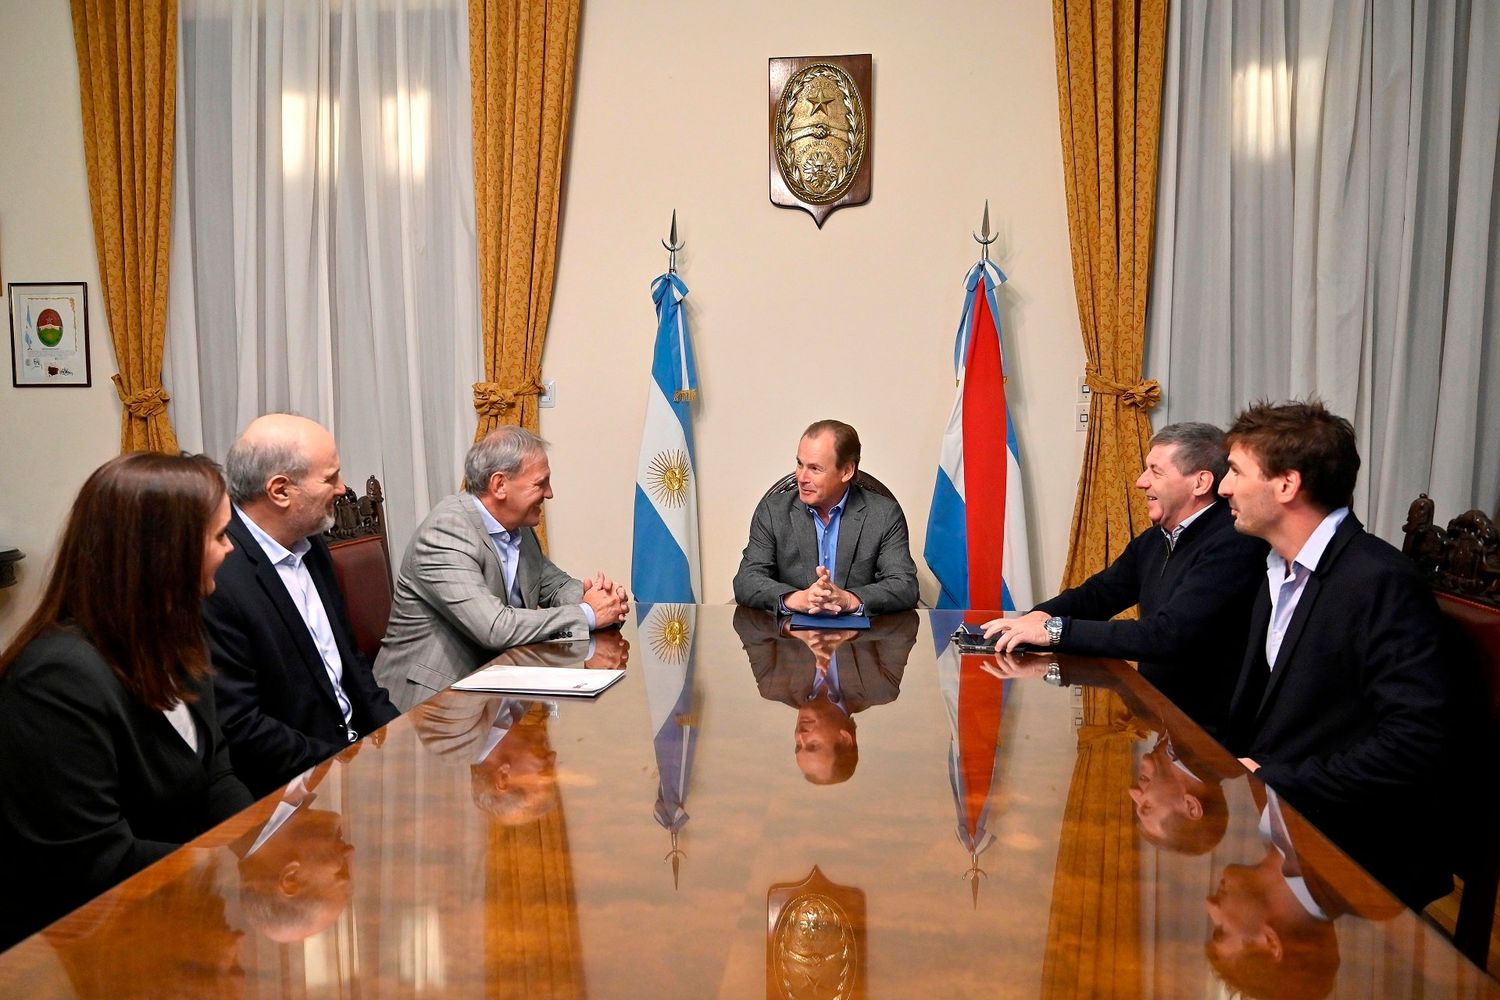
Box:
484 707 584 998
1052 0 1168 589
1040 688 1147 999
468 0 580 446
71 0 180 454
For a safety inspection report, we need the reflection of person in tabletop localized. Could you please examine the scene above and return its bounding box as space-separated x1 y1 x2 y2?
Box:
733 606 917 785
1204 782 1401 1000
46 851 244 1000
1130 730 1229 856
414 695 561 824
231 760 352 943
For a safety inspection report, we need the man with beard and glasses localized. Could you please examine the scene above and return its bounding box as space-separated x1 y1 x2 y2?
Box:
204 414 399 796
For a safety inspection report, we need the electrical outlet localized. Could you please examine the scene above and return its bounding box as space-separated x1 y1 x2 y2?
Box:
1075 403 1089 432
539 379 556 408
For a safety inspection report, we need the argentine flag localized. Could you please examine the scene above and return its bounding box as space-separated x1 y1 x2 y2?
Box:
924 260 1034 612
632 273 701 602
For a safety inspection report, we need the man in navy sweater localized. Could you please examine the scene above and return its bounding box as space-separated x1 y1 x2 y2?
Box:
984 422 1267 737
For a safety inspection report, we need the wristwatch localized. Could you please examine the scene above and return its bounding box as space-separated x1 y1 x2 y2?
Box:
1043 616 1064 646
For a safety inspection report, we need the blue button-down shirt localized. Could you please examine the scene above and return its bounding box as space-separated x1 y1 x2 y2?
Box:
471 496 595 628
807 488 851 579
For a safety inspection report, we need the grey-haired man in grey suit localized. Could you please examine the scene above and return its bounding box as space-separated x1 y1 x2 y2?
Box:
374 427 629 711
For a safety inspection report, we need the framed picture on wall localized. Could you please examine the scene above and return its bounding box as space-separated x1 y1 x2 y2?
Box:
8 282 91 387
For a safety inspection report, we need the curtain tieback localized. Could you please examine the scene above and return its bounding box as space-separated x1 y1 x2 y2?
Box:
113 377 172 418
1084 370 1161 410
472 379 543 417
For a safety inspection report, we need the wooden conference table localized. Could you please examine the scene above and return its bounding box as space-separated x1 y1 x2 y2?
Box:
0 606 1495 999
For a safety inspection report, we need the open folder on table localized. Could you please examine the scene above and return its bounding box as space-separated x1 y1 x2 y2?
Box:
451 665 626 698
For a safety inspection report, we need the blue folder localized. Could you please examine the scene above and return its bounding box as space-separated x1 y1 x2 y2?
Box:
788 612 871 631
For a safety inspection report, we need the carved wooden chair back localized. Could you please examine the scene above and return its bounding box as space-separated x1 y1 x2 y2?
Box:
322 476 394 664
1402 495 1500 968
762 469 898 504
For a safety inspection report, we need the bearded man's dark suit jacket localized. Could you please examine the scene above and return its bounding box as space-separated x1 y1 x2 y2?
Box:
1033 501 1267 738
204 509 399 797
1224 514 1460 908
732 482 919 615
733 606 918 711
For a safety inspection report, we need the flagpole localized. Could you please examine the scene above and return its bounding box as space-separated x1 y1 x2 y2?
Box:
973 199 996 263
662 209 682 274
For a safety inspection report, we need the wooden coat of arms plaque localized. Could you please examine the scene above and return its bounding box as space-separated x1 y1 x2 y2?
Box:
768 54 873 228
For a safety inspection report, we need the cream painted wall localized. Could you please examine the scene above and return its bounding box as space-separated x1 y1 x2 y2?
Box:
0 0 1089 644
0 0 121 642
542 0 1087 605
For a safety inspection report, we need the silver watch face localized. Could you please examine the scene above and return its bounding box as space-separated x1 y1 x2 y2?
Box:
1045 617 1063 644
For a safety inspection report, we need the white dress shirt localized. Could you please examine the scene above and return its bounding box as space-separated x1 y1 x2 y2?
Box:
163 701 199 754
1264 507 1350 669
237 507 354 727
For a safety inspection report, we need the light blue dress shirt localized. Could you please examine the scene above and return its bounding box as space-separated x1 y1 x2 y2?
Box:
470 496 596 629
807 488 851 580
1264 507 1349 669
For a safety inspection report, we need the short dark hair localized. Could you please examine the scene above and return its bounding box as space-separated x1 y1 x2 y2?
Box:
802 419 861 469
0 452 227 711
1226 400 1360 512
1150 422 1229 492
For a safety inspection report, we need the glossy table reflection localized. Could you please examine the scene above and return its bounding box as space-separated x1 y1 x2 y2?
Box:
0 606 1495 999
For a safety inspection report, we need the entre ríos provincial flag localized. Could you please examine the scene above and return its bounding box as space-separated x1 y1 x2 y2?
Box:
924 260 1034 612
632 272 701 602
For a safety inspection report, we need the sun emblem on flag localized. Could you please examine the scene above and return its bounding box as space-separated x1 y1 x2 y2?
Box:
649 606 693 664
647 450 692 508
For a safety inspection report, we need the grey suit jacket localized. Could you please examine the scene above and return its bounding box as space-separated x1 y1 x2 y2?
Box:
374 494 587 711
732 482 919 615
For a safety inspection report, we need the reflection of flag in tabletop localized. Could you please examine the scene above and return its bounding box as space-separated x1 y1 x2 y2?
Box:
638 603 698 888
632 272 701 603
933 610 1008 907
925 259 1033 612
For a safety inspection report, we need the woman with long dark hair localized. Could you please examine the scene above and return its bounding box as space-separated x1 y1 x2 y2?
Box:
0 452 253 948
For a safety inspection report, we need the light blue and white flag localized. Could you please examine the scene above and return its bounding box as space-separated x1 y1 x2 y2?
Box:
638 602 698 888
632 273 701 602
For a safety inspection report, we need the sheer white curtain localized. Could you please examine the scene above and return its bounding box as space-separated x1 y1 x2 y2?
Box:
1146 0 1500 542
165 0 481 560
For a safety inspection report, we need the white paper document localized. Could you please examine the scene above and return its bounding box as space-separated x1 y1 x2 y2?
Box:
451 665 626 698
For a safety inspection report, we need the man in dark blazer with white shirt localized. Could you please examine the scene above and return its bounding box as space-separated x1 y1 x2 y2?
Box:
1218 400 1462 908
733 420 918 617
204 415 399 797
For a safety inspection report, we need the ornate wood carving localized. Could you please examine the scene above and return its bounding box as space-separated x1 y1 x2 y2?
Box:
769 55 873 228
1401 494 1500 607
0 548 22 589
766 865 866 1000
324 475 386 543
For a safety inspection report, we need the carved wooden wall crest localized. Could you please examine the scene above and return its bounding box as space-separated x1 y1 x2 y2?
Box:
765 866 867 999
768 55 873 227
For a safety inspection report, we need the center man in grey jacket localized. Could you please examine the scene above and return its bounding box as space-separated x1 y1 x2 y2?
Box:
733 420 919 616
375 427 629 710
